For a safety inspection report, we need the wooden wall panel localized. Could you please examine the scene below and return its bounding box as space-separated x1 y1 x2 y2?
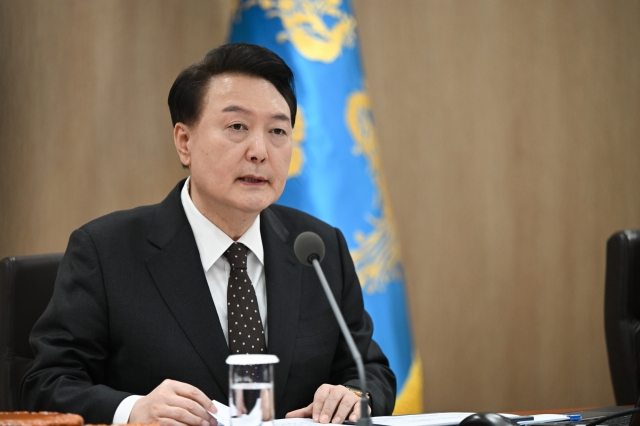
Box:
353 0 640 413
0 0 231 257
2 0 640 415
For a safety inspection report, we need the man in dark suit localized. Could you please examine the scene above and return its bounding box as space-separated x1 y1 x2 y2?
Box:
21 43 396 425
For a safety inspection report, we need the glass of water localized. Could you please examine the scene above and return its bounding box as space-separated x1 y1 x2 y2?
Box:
227 354 279 426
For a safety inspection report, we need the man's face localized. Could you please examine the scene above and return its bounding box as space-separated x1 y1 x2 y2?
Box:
175 73 292 226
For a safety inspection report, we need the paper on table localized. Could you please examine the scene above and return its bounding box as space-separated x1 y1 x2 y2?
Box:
368 412 477 426
209 401 316 426
209 403 568 426
211 399 312 426
518 415 570 424
273 419 315 426
211 400 231 426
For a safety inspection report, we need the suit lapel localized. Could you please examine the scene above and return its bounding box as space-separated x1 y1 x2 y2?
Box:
145 180 229 397
143 183 303 403
261 207 302 404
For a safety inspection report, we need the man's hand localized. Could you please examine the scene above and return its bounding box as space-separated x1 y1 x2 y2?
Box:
285 384 368 424
129 379 218 426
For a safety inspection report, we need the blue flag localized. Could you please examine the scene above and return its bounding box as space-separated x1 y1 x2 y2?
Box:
229 0 423 414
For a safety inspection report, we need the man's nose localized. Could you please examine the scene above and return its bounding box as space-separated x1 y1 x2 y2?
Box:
248 132 268 163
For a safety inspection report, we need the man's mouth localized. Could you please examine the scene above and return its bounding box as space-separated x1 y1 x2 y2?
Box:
239 176 266 183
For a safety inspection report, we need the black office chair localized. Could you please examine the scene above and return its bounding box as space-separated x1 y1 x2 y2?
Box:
0 253 63 411
604 230 640 405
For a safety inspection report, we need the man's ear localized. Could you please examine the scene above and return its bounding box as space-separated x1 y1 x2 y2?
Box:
174 122 192 167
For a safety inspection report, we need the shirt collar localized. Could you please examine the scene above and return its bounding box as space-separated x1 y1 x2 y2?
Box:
180 177 263 271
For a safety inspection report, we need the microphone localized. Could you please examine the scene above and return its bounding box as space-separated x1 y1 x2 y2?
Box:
294 231 372 426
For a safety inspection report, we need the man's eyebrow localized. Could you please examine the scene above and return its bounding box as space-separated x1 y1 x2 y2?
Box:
222 105 249 114
271 113 291 123
222 105 290 123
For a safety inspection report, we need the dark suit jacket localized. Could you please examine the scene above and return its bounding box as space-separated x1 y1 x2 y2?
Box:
21 180 396 423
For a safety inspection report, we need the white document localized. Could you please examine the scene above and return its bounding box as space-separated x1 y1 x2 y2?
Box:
272 419 315 426
369 412 477 426
519 415 571 424
212 398 282 426
209 401 569 426
211 400 231 426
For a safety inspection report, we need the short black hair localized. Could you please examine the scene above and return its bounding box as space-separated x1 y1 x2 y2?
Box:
168 42 296 128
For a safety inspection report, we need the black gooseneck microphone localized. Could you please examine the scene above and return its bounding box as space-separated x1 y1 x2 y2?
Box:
293 231 372 426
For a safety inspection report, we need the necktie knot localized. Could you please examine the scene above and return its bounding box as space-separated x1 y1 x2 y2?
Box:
224 242 249 269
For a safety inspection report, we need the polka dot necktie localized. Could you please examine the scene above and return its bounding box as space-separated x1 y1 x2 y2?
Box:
224 242 266 354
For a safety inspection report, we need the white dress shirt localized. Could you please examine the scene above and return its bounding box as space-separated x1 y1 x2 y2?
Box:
113 177 267 423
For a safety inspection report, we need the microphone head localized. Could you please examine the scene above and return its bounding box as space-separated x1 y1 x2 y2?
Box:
294 231 326 266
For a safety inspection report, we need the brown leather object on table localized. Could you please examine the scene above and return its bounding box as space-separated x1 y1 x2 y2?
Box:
0 412 83 426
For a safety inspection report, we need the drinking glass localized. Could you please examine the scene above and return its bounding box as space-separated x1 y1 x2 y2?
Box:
227 354 279 426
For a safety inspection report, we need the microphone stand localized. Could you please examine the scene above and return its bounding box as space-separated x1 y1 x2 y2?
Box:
310 255 372 426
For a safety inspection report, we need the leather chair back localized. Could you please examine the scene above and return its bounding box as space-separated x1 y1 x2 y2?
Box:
0 253 63 410
605 230 640 405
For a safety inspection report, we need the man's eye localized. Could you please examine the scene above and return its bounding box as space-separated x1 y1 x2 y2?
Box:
272 128 286 135
230 123 244 130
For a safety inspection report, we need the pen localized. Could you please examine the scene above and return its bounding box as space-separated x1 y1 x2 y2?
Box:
512 416 535 423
